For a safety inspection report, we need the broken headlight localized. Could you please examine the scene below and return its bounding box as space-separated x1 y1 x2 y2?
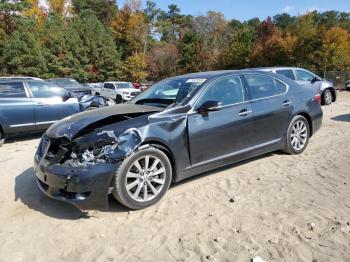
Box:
64 128 142 166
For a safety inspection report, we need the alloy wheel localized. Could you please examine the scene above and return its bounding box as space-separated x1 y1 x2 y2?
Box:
325 90 332 105
290 120 308 151
125 155 166 202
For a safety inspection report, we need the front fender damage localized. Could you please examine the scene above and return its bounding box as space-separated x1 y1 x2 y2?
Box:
44 128 143 210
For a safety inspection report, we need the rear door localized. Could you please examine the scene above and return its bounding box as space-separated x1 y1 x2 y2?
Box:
26 81 80 130
188 75 255 166
243 74 293 145
0 81 35 134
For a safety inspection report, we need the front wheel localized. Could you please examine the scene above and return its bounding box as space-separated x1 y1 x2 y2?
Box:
284 115 310 155
113 147 172 209
322 89 333 105
115 95 123 104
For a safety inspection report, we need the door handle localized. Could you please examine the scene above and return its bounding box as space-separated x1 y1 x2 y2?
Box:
239 109 252 116
283 100 292 106
36 102 44 106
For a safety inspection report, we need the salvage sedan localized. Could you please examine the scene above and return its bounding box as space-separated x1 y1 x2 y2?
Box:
34 70 323 210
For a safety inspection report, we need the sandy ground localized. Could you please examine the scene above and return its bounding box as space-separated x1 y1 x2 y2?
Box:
0 93 350 262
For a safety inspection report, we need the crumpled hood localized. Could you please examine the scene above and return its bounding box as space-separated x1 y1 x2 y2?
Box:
46 104 162 140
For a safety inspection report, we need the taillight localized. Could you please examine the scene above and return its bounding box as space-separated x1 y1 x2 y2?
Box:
315 94 321 104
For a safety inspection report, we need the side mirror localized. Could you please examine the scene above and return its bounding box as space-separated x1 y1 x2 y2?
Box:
62 91 76 101
197 100 223 114
311 76 321 84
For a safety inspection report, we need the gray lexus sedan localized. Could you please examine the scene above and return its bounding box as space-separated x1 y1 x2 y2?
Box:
34 70 323 210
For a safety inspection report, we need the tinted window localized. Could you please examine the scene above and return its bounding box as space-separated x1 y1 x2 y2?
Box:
245 75 286 99
198 76 244 106
276 69 295 80
28 81 65 98
0 82 26 98
296 70 314 81
104 83 115 89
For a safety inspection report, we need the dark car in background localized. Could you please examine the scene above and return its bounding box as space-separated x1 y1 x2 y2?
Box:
46 78 91 95
250 67 336 105
34 70 323 210
0 79 80 141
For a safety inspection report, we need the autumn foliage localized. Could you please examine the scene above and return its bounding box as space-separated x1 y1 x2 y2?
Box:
1 0 350 82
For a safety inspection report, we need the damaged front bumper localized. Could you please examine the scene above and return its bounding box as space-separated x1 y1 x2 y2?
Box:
34 155 119 210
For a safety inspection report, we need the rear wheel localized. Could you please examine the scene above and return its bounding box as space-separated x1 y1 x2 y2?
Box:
322 89 333 105
113 147 172 209
0 129 4 147
116 95 123 104
284 115 310 155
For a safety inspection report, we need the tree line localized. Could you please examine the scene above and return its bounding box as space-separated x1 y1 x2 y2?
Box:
1 0 350 83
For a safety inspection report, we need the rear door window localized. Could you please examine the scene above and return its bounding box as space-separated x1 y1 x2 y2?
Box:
276 69 295 80
0 82 26 98
244 75 286 100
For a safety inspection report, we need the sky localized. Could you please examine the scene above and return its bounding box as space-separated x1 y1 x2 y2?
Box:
117 0 350 21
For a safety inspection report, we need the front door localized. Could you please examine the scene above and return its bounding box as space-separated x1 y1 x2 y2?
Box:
294 69 322 92
26 81 80 130
188 75 254 166
103 83 116 99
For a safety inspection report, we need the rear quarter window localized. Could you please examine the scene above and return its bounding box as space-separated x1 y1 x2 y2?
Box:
0 82 26 98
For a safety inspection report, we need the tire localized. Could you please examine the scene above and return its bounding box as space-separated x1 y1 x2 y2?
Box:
0 129 4 147
115 95 123 104
322 89 333 105
284 115 310 155
113 147 172 209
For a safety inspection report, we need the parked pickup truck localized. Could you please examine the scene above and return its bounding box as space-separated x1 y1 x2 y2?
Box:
91 82 141 103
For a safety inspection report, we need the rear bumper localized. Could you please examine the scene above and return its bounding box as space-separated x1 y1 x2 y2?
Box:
34 156 119 210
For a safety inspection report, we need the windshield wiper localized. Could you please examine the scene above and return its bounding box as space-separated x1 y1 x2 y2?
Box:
134 98 176 107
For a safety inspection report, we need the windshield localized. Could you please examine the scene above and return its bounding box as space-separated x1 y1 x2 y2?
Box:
131 77 206 107
48 79 82 88
117 83 134 89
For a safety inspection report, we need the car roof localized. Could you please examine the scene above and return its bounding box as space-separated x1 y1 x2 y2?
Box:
165 70 280 81
47 78 76 80
247 67 303 71
105 81 132 84
0 76 43 81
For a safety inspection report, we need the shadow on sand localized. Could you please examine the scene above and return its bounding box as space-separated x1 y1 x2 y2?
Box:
15 151 280 219
14 168 129 220
331 114 350 123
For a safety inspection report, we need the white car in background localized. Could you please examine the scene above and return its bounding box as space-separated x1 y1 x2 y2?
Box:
92 82 141 103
